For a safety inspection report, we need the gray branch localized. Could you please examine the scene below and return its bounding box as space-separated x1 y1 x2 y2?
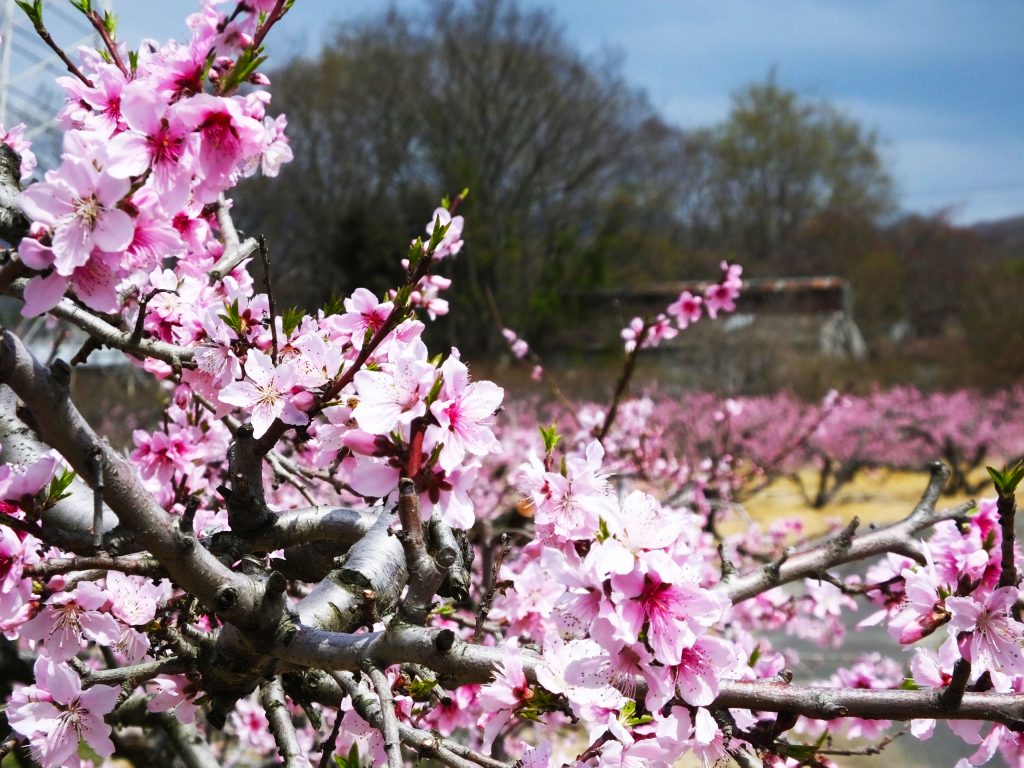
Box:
208 196 259 282
721 463 974 603
364 664 403 768
396 478 451 624
2 281 195 368
0 328 262 625
0 144 29 247
260 677 312 768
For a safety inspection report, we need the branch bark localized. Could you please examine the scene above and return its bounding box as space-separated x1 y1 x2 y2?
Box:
0 328 262 625
721 463 974 603
260 677 312 768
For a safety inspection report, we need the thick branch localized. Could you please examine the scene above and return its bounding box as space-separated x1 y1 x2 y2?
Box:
238 505 375 551
722 463 974 603
0 329 261 625
296 507 406 629
0 144 28 250
397 478 450 624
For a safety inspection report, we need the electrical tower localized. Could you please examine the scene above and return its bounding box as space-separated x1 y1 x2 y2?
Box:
0 0 102 141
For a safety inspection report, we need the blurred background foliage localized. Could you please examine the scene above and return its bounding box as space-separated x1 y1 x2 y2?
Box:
235 0 1023 392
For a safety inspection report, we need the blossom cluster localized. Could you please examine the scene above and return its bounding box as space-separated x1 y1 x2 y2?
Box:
620 261 743 352
2 1 1024 767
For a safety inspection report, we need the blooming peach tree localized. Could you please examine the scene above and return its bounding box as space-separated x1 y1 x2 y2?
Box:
0 3 1022 768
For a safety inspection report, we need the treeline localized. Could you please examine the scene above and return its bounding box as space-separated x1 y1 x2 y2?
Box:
236 0 1023 386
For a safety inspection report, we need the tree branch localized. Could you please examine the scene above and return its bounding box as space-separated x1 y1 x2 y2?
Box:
208 196 259 281
260 677 312 768
364 664 403 768
722 463 974 603
396 478 451 624
0 328 261 625
4 283 196 368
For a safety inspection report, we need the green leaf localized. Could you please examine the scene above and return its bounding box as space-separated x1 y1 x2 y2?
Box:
407 677 439 700
68 0 91 13
322 294 345 317
219 46 268 93
748 645 761 667
426 372 444 405
42 469 76 509
596 516 610 543
407 237 425 270
15 1 42 25
281 306 304 338
333 742 360 768
427 215 450 253
539 423 561 454
781 743 821 760
988 460 1024 496
103 10 116 35
218 299 243 334
900 677 921 690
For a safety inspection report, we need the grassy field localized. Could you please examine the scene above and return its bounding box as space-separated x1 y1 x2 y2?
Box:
736 467 981 537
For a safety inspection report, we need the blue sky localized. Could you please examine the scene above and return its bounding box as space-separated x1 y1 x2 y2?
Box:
13 1 1024 224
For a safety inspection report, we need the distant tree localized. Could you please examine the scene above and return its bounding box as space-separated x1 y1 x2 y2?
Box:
703 75 894 271
238 0 660 351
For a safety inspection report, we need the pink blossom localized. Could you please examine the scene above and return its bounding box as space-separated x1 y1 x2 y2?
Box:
0 122 37 179
20 582 121 662
477 650 533 752
335 288 394 349
611 568 726 666
176 94 265 202
19 160 134 276
218 349 309 438
106 81 197 211
425 206 464 259
427 351 504 471
148 674 200 724
7 656 118 767
667 290 703 328
351 341 435 435
703 261 743 318
947 587 1024 677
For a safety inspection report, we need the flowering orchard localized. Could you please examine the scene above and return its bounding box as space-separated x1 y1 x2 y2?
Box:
0 2 1022 767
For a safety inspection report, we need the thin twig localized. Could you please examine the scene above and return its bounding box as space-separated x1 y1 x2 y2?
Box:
318 709 343 768
23 16 93 87
85 10 130 76
258 235 279 364
598 322 648 441
474 533 511 643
